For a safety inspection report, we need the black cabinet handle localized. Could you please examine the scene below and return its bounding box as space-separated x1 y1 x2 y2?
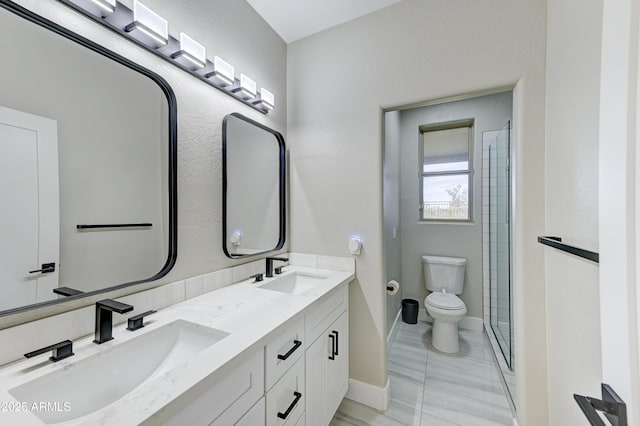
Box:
332 330 339 356
329 334 336 360
277 391 302 420
277 340 302 360
29 262 56 274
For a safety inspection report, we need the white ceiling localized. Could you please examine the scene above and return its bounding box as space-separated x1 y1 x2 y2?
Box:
246 0 404 43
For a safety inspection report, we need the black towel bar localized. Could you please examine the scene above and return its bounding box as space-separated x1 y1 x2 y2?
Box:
537 236 599 263
77 223 152 230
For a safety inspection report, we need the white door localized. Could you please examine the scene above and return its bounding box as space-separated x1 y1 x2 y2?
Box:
598 0 640 423
0 106 59 311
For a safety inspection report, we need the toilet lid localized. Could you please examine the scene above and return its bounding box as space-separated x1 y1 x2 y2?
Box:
426 292 465 310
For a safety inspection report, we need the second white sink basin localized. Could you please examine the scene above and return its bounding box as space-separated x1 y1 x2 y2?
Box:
10 320 228 424
259 271 330 295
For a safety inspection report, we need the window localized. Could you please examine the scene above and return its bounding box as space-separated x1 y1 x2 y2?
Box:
420 120 473 221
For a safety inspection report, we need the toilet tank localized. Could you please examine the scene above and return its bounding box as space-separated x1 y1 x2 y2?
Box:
421 255 466 294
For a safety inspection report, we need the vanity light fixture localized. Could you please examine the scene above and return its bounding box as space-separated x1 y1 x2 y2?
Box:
124 0 168 48
90 0 115 14
255 88 275 110
236 74 257 100
172 32 206 70
69 0 115 17
57 0 275 114
206 56 235 86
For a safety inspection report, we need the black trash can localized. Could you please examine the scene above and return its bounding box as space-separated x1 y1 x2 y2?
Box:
401 299 419 324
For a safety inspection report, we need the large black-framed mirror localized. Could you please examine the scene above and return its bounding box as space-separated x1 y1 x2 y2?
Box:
0 0 177 317
222 113 285 258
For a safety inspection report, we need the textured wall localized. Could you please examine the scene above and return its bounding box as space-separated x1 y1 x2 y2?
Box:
0 0 286 327
288 3 548 423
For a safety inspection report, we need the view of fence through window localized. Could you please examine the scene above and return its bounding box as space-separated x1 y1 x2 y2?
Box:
421 123 472 221
422 184 469 219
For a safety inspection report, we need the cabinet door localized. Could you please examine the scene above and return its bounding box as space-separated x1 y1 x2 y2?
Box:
326 311 349 418
305 331 328 426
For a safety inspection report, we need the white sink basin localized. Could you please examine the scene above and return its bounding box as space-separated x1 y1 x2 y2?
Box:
259 271 330 295
10 320 228 424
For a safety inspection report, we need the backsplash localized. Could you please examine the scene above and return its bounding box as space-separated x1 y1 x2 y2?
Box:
0 253 355 366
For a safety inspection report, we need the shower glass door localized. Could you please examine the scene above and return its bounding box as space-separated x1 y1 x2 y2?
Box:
489 121 513 369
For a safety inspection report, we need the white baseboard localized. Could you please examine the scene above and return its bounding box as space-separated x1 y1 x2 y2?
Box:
417 309 483 332
345 378 390 411
387 309 401 350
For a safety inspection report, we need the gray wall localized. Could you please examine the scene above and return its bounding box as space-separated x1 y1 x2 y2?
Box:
383 111 402 335
288 2 548 419
1 0 287 327
399 92 512 320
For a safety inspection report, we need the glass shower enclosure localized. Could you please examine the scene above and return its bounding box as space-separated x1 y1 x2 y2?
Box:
489 121 513 369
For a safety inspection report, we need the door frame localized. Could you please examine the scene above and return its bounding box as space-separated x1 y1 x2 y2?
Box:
598 0 640 422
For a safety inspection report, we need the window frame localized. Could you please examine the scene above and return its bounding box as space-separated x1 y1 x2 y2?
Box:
418 119 474 223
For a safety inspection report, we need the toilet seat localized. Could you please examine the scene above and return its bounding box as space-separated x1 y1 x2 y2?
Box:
426 292 465 310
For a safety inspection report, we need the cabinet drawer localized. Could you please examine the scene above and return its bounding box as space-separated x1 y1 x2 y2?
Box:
166 349 264 426
305 283 348 345
221 397 266 426
266 356 305 426
265 319 305 390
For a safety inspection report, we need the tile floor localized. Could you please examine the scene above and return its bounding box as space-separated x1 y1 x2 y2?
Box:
331 321 514 425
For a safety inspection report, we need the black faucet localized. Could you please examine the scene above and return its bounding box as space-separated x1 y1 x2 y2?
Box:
265 256 288 278
94 299 134 344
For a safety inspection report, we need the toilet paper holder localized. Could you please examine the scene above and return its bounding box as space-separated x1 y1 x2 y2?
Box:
386 280 399 295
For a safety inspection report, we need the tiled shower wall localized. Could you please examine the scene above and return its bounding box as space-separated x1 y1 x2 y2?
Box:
482 131 516 407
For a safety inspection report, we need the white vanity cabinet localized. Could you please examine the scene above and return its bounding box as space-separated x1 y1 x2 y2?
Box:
305 286 350 426
165 281 349 426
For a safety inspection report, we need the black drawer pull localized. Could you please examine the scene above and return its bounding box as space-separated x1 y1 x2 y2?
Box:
277 391 302 420
329 334 336 360
277 340 302 360
332 330 339 356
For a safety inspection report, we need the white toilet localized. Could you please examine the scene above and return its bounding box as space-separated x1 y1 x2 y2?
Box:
422 255 467 353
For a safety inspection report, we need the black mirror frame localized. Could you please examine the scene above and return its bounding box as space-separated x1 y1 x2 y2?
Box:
0 0 178 317
222 113 286 259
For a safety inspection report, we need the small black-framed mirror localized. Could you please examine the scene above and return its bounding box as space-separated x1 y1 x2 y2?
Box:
222 113 285 258
0 0 177 317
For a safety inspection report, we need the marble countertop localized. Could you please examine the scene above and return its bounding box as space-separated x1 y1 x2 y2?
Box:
0 266 354 425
